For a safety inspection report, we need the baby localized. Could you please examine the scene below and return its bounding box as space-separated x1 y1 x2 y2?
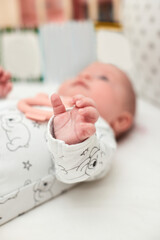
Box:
53 62 136 140
0 62 136 183
47 62 136 183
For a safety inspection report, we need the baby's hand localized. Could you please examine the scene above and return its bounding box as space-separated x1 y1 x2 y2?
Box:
0 67 12 98
51 94 99 145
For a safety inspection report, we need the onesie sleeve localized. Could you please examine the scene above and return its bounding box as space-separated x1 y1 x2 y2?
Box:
47 116 117 184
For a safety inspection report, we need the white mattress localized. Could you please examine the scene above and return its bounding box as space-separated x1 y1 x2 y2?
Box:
0 83 160 240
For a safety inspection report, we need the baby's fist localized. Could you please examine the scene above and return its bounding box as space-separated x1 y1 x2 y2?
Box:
51 94 99 145
0 67 12 98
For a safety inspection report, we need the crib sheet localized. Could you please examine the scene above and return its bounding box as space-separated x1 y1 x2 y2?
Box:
0 83 160 240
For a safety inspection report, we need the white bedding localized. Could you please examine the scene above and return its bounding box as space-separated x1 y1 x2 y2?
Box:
0 83 160 240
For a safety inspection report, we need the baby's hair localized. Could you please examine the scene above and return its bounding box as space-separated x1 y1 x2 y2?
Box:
122 74 136 116
106 63 136 137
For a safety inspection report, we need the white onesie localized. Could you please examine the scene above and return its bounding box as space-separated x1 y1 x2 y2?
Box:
0 101 116 225
47 116 117 184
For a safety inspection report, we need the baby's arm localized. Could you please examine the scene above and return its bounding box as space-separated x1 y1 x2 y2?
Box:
0 67 12 98
47 94 116 183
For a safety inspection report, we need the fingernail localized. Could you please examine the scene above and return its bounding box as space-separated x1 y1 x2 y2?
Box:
79 108 85 114
76 100 81 107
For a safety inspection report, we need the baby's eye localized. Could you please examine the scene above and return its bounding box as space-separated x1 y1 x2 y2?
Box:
98 76 108 81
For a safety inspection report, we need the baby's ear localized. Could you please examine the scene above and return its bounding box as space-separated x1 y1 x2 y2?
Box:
111 111 133 137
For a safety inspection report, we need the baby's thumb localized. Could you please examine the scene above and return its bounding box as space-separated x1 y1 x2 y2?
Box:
51 93 66 116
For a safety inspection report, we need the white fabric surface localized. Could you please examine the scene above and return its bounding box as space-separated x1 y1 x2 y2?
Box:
0 83 160 240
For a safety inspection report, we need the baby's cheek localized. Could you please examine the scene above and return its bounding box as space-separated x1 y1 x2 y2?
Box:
58 82 69 95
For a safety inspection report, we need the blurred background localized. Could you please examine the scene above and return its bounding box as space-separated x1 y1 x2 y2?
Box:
0 0 121 83
0 0 160 106
0 0 121 27
1 0 160 232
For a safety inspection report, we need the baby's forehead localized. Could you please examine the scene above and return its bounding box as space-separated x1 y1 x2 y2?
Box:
81 63 122 77
81 63 130 87
82 62 108 74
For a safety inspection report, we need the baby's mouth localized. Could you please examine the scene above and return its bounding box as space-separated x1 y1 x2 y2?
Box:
72 80 89 89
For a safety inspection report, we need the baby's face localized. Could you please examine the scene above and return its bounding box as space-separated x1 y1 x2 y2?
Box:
58 62 130 123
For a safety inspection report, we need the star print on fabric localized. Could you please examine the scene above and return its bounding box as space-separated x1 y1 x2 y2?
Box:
23 161 32 171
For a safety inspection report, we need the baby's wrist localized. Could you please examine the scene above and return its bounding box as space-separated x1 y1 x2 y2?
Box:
54 133 83 145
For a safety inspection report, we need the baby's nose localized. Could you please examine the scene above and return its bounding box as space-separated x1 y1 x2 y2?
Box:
84 74 91 80
78 73 91 81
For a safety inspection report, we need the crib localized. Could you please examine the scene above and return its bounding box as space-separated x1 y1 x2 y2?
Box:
0 12 160 240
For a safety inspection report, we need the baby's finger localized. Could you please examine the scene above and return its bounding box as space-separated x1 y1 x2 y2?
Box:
51 93 66 116
5 72 11 81
0 86 3 97
0 66 4 74
0 71 4 83
6 81 13 93
0 83 10 98
79 106 99 123
0 72 11 83
2 85 9 98
75 97 96 109
71 94 85 105
77 122 96 141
